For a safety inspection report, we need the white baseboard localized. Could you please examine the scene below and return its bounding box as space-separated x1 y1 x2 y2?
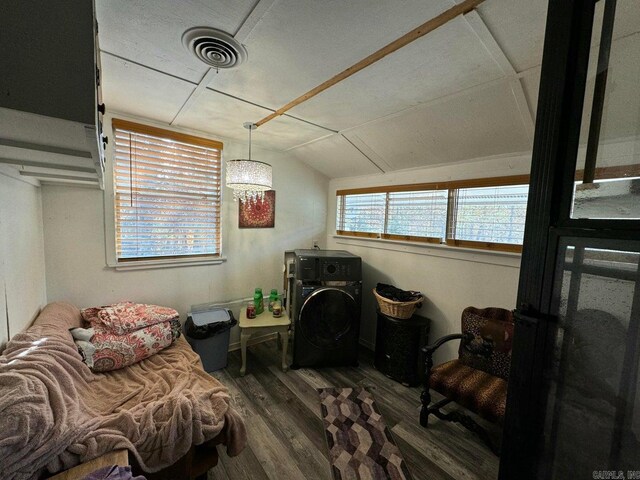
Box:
228 332 278 352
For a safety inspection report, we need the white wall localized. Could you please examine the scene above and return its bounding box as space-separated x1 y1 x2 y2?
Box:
0 167 47 348
41 114 328 348
326 153 531 363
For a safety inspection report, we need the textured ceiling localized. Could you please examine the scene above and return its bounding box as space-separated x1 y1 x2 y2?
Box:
95 0 640 178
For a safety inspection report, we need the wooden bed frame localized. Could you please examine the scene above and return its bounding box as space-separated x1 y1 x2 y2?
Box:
130 440 220 480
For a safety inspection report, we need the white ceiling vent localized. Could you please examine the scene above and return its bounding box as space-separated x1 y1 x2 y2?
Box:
182 27 248 69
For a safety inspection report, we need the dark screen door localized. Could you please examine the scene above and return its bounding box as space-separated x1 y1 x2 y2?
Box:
500 0 640 478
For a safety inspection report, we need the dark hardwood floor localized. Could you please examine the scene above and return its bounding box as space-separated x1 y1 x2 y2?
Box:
209 340 500 480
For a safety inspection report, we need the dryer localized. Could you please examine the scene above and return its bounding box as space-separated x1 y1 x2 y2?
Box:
289 249 362 369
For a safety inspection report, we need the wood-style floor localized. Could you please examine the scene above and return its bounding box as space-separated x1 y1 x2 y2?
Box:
209 339 500 480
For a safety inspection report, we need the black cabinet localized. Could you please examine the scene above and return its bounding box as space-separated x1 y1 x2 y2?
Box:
374 309 430 387
0 0 105 188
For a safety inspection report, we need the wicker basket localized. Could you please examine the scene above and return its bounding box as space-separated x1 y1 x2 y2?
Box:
373 288 423 319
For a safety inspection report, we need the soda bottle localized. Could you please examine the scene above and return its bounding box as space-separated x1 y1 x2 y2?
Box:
254 288 264 315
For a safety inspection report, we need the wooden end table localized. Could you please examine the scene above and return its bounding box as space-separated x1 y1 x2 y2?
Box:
239 307 290 376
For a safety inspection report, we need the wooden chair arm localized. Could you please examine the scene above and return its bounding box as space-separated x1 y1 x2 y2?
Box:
421 333 465 357
421 332 474 393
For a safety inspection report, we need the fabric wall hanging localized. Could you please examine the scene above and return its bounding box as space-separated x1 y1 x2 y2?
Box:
239 190 275 228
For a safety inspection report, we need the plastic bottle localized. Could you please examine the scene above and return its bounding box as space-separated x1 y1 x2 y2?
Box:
254 288 264 315
268 289 278 312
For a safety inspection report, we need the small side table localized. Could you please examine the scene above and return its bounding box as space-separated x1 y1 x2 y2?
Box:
239 307 291 376
374 309 430 387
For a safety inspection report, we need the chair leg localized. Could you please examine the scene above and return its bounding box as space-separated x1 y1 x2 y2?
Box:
420 389 452 426
419 387 432 427
429 406 500 455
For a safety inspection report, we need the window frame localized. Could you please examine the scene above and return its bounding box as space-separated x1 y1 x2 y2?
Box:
336 174 530 253
335 163 640 254
104 117 226 270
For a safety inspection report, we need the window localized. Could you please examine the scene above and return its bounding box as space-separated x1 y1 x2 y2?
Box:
336 176 529 252
387 190 448 241
337 193 386 236
112 119 222 262
448 184 528 248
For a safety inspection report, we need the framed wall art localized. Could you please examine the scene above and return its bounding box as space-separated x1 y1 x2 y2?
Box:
238 190 275 228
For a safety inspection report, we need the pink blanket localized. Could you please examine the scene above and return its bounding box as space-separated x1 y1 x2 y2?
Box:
0 302 246 480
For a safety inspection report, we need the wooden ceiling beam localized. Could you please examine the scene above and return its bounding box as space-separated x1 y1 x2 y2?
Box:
255 0 486 128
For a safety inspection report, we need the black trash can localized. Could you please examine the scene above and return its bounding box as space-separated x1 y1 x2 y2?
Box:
185 308 236 372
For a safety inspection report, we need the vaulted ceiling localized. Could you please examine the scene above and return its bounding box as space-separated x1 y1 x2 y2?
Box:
95 0 640 178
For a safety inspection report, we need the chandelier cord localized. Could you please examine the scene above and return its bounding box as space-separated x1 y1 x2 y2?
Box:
248 126 252 161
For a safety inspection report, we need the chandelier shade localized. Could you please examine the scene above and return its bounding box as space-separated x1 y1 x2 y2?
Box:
225 122 273 203
226 159 272 203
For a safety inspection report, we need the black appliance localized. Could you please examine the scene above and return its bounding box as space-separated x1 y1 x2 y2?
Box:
374 309 430 386
289 249 362 369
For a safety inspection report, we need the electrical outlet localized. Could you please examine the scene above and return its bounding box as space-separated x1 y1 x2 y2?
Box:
313 240 320 249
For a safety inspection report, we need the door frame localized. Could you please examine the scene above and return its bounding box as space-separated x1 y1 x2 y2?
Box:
499 0 640 477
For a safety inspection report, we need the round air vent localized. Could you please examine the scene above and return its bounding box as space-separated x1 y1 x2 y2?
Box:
182 27 248 69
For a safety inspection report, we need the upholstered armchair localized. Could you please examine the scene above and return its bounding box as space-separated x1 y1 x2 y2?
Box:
419 306 514 455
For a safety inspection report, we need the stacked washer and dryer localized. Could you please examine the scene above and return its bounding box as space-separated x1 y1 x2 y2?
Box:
285 249 362 369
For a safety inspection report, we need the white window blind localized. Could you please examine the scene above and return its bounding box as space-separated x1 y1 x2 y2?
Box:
335 176 529 252
449 184 528 245
113 120 222 261
337 192 386 235
386 190 448 240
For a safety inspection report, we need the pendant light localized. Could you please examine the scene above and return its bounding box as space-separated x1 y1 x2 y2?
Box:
226 122 272 203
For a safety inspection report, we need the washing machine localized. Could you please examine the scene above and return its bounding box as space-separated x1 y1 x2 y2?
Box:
288 249 362 369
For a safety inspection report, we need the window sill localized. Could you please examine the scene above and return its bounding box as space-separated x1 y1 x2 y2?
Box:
107 256 227 271
332 235 521 268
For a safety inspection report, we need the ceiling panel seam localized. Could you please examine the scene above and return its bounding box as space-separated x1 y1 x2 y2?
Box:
462 10 534 140
284 64 542 153
283 133 340 152
509 78 535 142
101 51 198 85
234 0 278 41
463 10 515 75
336 75 520 138
169 69 217 125
280 114 338 133
342 133 393 171
340 134 386 173
202 86 339 133
170 0 278 127
100 51 336 135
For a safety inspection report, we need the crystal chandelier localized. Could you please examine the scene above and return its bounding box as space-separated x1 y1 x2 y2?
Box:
226 122 272 203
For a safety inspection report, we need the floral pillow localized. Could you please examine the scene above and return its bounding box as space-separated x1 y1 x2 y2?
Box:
81 302 179 336
71 319 181 372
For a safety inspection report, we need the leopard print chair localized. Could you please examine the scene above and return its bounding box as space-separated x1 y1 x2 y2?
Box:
419 306 514 455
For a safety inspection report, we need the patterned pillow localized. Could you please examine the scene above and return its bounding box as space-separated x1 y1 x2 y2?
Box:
71 319 181 372
80 302 133 326
458 307 514 380
81 302 179 335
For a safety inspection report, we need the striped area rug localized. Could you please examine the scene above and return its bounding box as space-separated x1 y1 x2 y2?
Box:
318 387 413 480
